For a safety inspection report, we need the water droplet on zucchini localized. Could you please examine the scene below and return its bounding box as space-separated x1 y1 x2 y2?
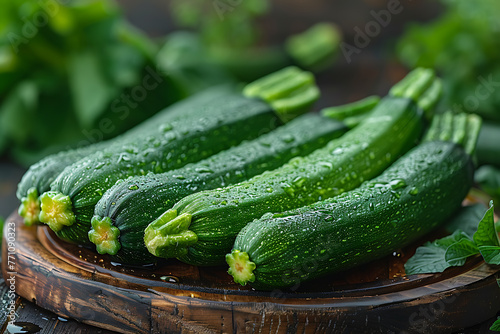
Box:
389 178 407 189
281 134 295 143
160 123 173 132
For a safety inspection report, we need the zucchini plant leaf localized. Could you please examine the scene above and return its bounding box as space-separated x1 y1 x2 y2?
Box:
406 202 499 275
490 317 500 331
0 81 38 144
103 43 143 87
404 242 450 275
478 245 500 265
473 202 499 248
444 237 479 266
67 50 117 128
404 230 471 275
474 202 500 265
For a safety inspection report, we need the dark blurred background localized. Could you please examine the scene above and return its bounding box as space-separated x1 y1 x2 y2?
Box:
114 0 443 103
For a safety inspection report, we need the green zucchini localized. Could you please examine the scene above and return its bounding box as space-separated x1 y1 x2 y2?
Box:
144 68 441 266
16 83 231 226
227 112 480 290
90 113 348 264
476 121 500 167
38 67 320 244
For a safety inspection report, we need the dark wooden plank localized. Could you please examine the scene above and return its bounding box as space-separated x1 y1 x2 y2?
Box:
6 299 119 334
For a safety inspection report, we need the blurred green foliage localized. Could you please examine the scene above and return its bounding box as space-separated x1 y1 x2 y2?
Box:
169 0 269 49
167 0 341 82
168 0 285 82
476 165 500 207
397 0 500 121
0 0 182 166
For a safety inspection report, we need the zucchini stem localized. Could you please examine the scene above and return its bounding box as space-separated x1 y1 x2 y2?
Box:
403 69 435 102
144 209 198 259
417 79 443 116
424 111 482 156
39 191 76 232
18 187 41 226
389 67 443 116
285 22 342 72
88 216 121 255
243 66 320 122
464 114 482 156
320 95 381 128
226 249 256 286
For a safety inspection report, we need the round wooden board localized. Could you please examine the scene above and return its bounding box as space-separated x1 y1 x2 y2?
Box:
3 207 500 334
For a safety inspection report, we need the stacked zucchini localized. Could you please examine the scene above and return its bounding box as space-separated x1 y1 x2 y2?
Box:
17 66 480 291
227 111 481 289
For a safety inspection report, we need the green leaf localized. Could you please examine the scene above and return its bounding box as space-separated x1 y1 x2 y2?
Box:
67 50 117 128
405 230 471 275
396 0 500 122
477 245 500 265
472 202 500 264
0 81 38 144
490 317 500 331
445 203 487 238
103 43 143 87
404 242 450 275
444 237 479 266
473 202 499 247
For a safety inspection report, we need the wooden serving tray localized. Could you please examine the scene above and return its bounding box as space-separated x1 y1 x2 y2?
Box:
3 206 500 334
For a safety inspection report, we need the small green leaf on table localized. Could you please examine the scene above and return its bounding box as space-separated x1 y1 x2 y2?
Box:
405 230 472 275
444 237 479 266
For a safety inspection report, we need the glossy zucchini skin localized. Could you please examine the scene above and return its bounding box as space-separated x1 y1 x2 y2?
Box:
229 141 474 290
39 66 320 245
91 114 348 264
43 89 281 244
16 85 231 225
145 96 424 266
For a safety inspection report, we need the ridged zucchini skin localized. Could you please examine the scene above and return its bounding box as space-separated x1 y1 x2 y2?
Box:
91 114 348 264
16 86 232 225
229 141 474 290
43 89 282 244
145 96 424 266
